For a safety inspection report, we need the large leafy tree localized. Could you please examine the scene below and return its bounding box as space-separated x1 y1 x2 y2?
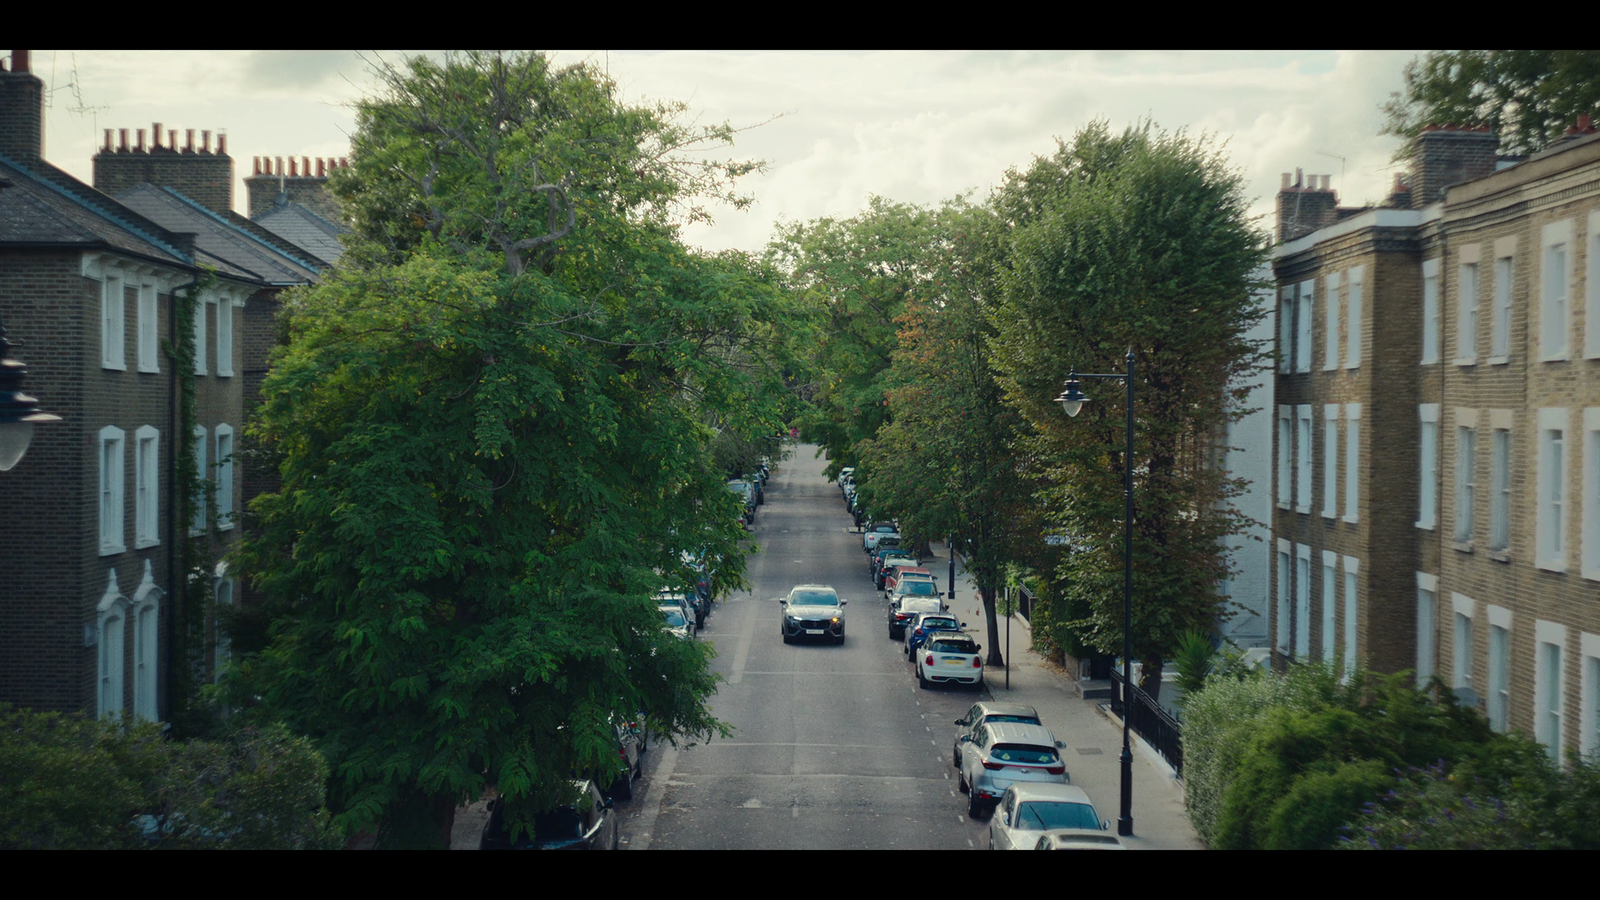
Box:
237 51 792 847
856 200 1039 665
766 197 939 479
986 121 1269 697
1382 50 1600 159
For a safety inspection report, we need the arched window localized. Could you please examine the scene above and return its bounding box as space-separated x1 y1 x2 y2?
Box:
97 569 129 720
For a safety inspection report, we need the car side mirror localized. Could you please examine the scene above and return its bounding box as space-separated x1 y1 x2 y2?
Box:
1056 740 1066 749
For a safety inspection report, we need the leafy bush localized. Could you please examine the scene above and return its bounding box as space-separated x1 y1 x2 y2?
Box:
1183 664 1556 850
1181 662 1344 845
0 704 336 849
1341 752 1600 850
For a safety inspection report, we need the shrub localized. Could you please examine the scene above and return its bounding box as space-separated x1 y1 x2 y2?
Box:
0 704 336 849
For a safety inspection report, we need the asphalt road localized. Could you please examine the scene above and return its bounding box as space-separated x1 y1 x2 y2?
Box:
622 444 995 850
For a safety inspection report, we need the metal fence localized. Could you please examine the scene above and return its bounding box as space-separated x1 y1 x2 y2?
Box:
1109 669 1183 774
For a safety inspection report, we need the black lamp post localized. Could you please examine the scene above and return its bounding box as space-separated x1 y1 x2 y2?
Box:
1054 349 1135 838
0 314 61 471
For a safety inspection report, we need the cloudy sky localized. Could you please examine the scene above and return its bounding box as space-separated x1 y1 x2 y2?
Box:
33 50 1423 254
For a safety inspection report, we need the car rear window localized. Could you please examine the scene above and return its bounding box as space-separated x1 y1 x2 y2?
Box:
931 638 977 653
991 744 1059 765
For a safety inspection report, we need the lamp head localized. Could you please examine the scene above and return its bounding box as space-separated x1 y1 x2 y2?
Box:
1055 375 1088 418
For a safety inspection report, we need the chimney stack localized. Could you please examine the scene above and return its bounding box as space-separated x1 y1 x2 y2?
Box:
0 49 44 161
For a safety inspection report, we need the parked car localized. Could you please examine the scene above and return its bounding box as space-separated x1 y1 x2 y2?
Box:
726 479 756 526
779 584 847 644
915 631 983 690
607 721 645 801
656 589 699 632
904 612 962 656
884 565 935 599
862 521 900 552
868 542 907 577
480 780 619 850
660 603 694 640
1030 829 1126 850
952 702 1043 769
888 595 945 640
875 555 918 590
957 722 1069 818
888 574 941 607
989 784 1113 850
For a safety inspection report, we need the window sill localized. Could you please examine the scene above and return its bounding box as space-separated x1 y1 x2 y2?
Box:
137 364 161 374
1453 540 1475 554
1416 521 1436 531
1295 506 1311 515
1487 355 1509 366
1535 557 1567 573
1342 516 1360 525
1421 358 1439 367
134 537 160 550
102 362 127 372
99 542 125 557
1489 549 1511 563
1454 358 1477 367
1582 567 1600 582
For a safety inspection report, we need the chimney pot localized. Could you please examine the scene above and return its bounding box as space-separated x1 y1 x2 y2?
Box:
151 123 162 149
1295 167 1303 188
217 133 227 155
185 129 195 153
103 129 113 152
168 129 176 149
136 128 146 151
119 128 129 152
14 50 30 73
1281 172 1291 190
202 130 211 153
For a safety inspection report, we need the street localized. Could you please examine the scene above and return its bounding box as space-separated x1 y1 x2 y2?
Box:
622 443 993 849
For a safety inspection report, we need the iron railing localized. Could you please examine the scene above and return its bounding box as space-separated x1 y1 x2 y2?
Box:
1109 669 1183 774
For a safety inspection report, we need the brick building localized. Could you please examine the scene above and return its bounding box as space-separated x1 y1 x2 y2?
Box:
1270 121 1600 762
0 50 322 721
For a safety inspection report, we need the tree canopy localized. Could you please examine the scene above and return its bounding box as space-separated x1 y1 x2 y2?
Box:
985 121 1269 694
236 51 795 847
1382 50 1600 159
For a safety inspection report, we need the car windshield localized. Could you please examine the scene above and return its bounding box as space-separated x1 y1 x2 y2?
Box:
872 524 897 533
991 744 1059 765
985 714 1041 726
661 608 688 628
1018 801 1101 831
930 638 977 654
790 590 839 607
901 581 938 596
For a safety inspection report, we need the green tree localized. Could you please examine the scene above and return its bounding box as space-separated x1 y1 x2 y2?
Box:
766 197 940 479
237 51 792 847
855 200 1040 665
1382 50 1600 159
986 121 1270 698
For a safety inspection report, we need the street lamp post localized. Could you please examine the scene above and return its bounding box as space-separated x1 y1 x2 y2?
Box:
0 314 62 471
1054 349 1135 838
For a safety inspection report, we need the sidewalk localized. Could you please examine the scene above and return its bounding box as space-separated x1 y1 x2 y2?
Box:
933 542 1205 850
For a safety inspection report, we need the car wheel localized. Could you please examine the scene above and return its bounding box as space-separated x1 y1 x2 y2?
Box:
615 767 633 802
918 666 929 690
782 630 793 644
967 791 984 819
953 746 961 768
958 769 969 793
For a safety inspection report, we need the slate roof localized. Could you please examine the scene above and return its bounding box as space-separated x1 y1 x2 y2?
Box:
254 199 347 265
0 153 193 267
115 184 321 286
